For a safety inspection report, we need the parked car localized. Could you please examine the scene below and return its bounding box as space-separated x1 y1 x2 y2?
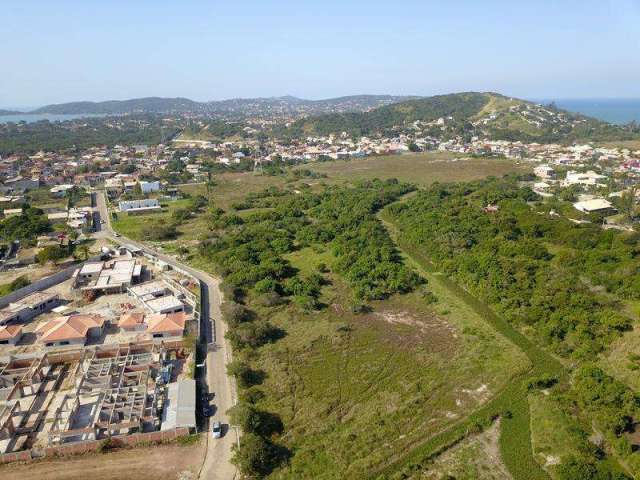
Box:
211 421 222 439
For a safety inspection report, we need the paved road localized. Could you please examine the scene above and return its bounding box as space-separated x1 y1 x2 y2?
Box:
93 191 238 479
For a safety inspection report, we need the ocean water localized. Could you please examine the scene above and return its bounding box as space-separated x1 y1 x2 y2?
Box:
0 113 106 124
538 99 640 125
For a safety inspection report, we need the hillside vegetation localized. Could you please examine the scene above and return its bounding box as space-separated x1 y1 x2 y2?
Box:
285 92 640 143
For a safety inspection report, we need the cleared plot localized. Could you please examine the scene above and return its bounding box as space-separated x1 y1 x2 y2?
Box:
294 153 528 186
529 392 583 479
180 172 288 211
413 421 511 480
599 313 640 392
256 248 528 479
111 198 192 240
0 439 205 480
600 140 640 151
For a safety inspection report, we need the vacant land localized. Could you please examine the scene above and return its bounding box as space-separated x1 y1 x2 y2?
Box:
529 392 582 479
251 247 528 479
377 203 562 480
113 156 527 244
0 440 205 480
600 140 640 151
294 153 528 186
416 421 511 480
180 173 289 210
599 320 640 392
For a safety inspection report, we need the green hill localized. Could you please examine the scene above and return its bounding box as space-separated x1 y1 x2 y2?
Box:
285 92 640 143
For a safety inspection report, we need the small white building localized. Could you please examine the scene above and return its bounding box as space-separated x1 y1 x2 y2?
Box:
145 295 185 315
139 181 161 194
563 170 607 187
118 198 160 213
573 198 617 214
534 164 555 179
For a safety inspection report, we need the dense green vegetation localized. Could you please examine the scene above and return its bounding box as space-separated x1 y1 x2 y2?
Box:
389 177 637 360
385 176 640 478
196 180 424 477
0 207 51 242
284 92 640 143
0 275 30 296
0 116 179 155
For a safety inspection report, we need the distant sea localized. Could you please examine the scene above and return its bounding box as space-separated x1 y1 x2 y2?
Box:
0 113 106 124
536 98 640 125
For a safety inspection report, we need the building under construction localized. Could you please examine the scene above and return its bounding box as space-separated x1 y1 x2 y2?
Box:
0 342 190 454
48 344 166 445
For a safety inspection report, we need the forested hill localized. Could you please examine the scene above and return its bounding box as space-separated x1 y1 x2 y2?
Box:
32 97 204 115
30 95 416 116
285 92 640 143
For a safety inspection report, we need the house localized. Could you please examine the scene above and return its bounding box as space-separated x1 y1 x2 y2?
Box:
0 292 60 326
118 311 146 332
74 259 142 293
2 208 22 218
139 180 160 194
118 198 161 215
145 295 185 315
36 313 106 348
573 198 617 215
161 378 196 432
0 325 23 345
534 164 556 179
129 280 170 301
50 184 75 197
1 176 39 193
147 312 188 339
563 170 607 187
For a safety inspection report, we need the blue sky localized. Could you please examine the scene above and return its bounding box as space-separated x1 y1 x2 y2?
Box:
1 0 639 107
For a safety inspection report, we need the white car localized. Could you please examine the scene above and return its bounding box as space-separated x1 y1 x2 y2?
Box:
211 421 222 439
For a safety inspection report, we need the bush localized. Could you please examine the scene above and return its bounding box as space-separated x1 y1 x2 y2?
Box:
221 302 253 327
231 433 284 478
226 360 265 388
36 245 68 264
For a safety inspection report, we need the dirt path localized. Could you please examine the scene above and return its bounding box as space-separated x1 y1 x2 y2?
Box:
0 442 206 480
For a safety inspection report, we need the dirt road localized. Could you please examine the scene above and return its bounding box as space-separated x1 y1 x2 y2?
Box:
0 442 206 480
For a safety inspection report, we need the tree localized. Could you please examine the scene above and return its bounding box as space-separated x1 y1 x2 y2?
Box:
36 245 68 265
231 433 275 478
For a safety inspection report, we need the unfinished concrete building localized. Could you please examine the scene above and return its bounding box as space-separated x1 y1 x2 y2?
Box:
48 344 164 445
0 354 68 453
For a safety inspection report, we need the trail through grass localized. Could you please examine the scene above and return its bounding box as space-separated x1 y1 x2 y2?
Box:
375 205 563 480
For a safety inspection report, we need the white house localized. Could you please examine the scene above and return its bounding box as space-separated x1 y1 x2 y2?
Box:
118 198 161 214
139 181 161 194
573 198 617 215
563 171 607 187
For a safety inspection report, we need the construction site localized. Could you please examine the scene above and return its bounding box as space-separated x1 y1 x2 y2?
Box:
0 246 202 461
0 342 194 456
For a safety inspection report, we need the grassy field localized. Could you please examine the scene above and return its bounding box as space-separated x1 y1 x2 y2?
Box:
376 204 563 480
111 198 193 240
415 421 511 480
238 244 528 479
113 156 528 243
529 392 582 479
180 173 290 210
294 153 528 187
600 140 640 151
599 317 640 392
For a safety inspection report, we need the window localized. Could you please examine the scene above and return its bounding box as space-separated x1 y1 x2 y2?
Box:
0 340 8 345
